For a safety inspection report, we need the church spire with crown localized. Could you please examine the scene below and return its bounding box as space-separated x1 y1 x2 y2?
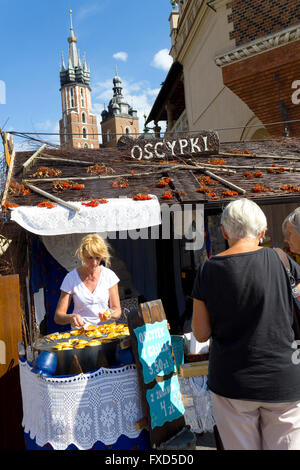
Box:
60 10 90 87
68 10 79 68
59 10 99 149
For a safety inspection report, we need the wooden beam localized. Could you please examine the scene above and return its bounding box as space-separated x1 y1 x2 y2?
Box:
1 147 16 207
22 182 80 213
40 154 95 165
22 144 47 174
220 151 300 162
23 163 236 184
203 169 246 194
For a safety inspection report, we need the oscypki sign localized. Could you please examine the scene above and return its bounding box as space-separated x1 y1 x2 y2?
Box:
118 131 219 161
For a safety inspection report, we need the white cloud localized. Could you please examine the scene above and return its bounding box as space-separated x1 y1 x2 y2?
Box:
151 49 173 72
14 139 39 152
76 4 103 22
29 120 60 146
146 88 161 97
34 119 53 131
113 52 128 62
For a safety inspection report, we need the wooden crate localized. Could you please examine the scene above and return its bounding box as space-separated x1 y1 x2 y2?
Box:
180 360 209 378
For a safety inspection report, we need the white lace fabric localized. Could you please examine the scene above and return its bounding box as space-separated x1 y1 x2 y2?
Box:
179 376 215 434
11 196 161 235
19 361 144 450
19 361 215 449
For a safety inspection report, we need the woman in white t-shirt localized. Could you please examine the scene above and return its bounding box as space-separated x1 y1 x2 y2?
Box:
54 234 121 328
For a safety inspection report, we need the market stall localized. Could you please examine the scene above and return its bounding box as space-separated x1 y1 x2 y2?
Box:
18 299 212 450
2 131 300 449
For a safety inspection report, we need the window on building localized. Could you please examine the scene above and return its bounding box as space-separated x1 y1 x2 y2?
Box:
125 127 131 135
78 143 81 148
81 88 85 107
107 130 111 142
82 127 87 139
84 143 88 148
70 88 75 108
91 144 94 149
82 112 86 123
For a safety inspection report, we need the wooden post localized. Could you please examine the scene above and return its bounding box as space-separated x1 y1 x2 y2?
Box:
127 299 194 449
0 274 24 449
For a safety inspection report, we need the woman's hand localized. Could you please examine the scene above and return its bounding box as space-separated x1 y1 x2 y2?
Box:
70 313 85 328
99 311 111 322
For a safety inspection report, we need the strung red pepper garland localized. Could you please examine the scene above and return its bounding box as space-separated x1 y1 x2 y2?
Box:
157 177 172 188
161 191 173 200
280 185 300 192
252 184 270 193
222 191 238 196
2 202 19 208
133 193 152 200
244 171 263 178
37 201 57 209
81 199 109 207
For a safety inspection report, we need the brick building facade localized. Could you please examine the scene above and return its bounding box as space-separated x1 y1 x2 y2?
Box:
215 0 300 137
228 0 300 46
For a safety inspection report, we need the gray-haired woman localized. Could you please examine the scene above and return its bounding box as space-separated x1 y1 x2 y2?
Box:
192 198 300 450
282 208 300 255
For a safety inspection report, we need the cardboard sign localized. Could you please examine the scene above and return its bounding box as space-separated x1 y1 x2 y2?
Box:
118 131 219 161
134 320 175 383
146 376 185 429
127 299 186 448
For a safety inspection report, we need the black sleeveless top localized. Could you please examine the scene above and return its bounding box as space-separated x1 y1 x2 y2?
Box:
192 247 300 402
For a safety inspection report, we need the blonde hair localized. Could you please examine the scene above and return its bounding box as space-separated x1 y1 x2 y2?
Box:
76 234 111 267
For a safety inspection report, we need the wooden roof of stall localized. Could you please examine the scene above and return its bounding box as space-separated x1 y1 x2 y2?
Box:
3 137 300 215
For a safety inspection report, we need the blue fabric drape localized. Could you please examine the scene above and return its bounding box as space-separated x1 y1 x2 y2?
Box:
109 236 158 301
30 236 72 334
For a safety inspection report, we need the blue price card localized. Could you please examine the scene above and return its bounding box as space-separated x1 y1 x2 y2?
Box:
146 376 185 429
133 320 175 384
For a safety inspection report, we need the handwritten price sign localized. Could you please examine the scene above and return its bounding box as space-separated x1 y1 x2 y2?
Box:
128 300 186 445
133 320 175 384
146 376 185 429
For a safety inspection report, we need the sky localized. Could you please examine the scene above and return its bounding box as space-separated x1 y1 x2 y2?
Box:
0 0 174 149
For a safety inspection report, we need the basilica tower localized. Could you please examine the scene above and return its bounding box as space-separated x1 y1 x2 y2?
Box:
59 11 99 149
100 71 139 147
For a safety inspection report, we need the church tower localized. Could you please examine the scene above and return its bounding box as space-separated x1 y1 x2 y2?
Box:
100 71 139 147
59 10 99 149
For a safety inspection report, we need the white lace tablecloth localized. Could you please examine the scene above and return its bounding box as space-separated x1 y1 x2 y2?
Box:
19 361 144 450
11 196 161 235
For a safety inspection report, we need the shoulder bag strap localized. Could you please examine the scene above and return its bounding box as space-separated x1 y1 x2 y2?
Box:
273 247 300 298
273 247 290 269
